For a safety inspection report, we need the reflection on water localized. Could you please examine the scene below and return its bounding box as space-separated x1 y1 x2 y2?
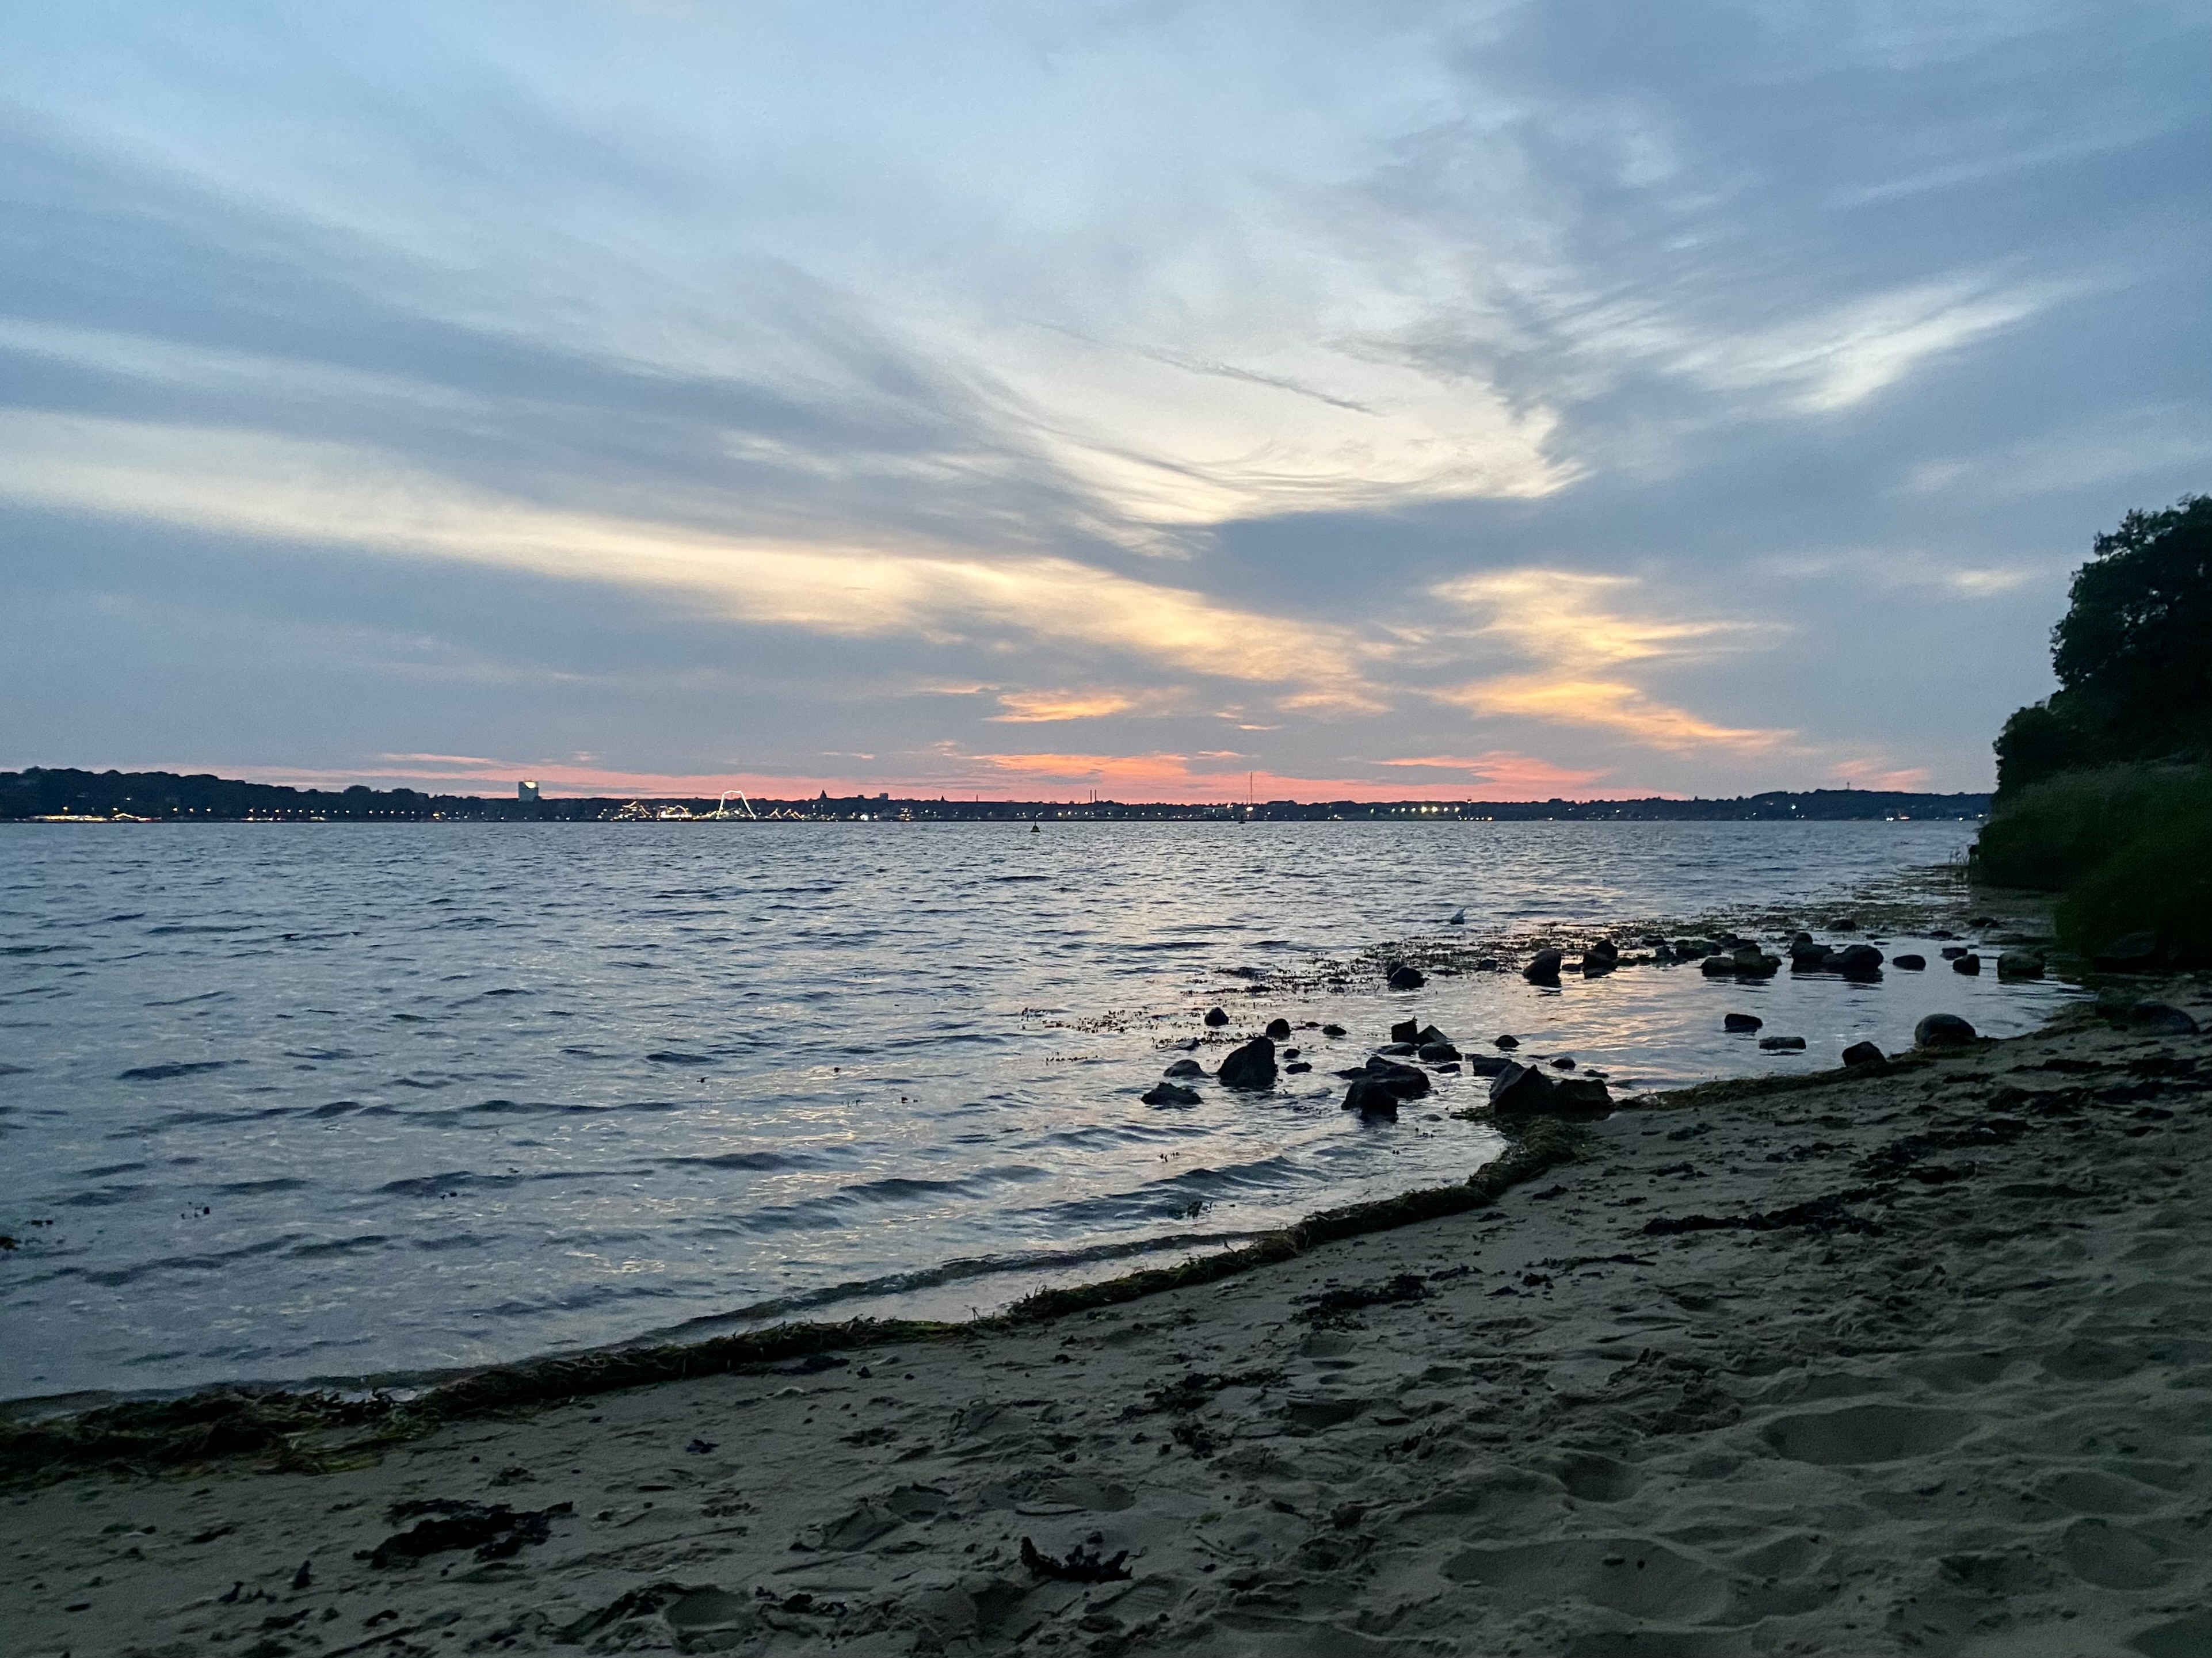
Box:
0 820 2069 1399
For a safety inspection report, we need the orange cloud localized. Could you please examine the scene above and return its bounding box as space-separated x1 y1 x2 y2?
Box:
986 687 1185 723
1434 674 1792 753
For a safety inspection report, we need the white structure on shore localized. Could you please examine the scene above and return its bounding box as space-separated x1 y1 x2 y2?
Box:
517 780 540 802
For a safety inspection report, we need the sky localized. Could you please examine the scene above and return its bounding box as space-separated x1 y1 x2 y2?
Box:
2 2 2206 802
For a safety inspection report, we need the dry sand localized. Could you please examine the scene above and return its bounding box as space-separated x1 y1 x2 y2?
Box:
6 986 2209 1658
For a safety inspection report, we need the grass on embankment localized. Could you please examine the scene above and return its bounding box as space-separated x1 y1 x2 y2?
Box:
1971 762 2212 965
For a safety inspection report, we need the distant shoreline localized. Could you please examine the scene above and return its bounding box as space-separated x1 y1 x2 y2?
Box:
3 767 1988 824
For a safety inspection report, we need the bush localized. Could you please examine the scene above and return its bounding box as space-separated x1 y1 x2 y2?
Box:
2056 812 2212 966
1971 763 2212 965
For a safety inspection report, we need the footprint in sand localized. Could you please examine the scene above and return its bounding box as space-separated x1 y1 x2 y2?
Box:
1759 1403 1973 1466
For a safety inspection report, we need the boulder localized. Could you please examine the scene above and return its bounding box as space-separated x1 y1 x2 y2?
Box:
1203 1006 1230 1027
1216 1037 1277 1090
1788 939 1830 968
1390 1017 1421 1044
1162 1059 1203 1079
1321 1023 1348 1038
2094 931 2159 971
1551 1056 1577 1070
1264 1017 1293 1040
1474 956 1500 971
1360 1056 1432 1099
2126 1001 2200 1036
1377 1041 1417 1056
1700 954 1737 976
1653 943 1677 964
1341 1075 1402 1118
1494 1034 1520 1049
1490 1061 1611 1114
1951 953 1982 975
1387 964 1427 991
1732 945 1781 978
1914 1013 1978 1048
1841 1041 1886 1067
1523 948 1563 986
1415 1024 1450 1048
1580 954 1616 978
1939 945 1969 960
1832 943 1883 979
1996 951 2045 980
1285 1061 1313 1074
1282 1046 1300 1060
1461 1054 1513 1078
1723 1012 1764 1033
1828 916 1860 931
1417 1041 1460 1062
1142 1083 1200 1106
1758 1036 1807 1051
1892 954 1927 971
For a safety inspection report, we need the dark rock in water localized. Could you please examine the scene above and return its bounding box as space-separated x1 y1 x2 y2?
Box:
1488 1061 1557 1113
1700 954 1736 976
2126 1001 2199 1035
1940 946 1969 960
1580 954 1615 978
1951 953 1982 975
1723 1012 1764 1033
1264 1017 1292 1040
1490 1061 1611 1114
1550 1056 1577 1070
1162 1059 1203 1079
1416 1041 1460 1062
2094 930 2159 971
1361 1056 1432 1099
1343 1076 1401 1118
1475 956 1500 971
1841 1041 1886 1067
1415 1023 1449 1047
1321 1023 1348 1038
1758 1036 1806 1051
1387 964 1427 991
1377 1041 1417 1056
1282 1047 1300 1060
1586 938 1619 960
1285 1060 1313 1074
1893 954 1927 971
1929 928 1959 939
1788 939 1830 968
1203 1006 1230 1027
1653 943 1677 964
1494 1034 1519 1050
1333 1067 1367 1079
1216 1037 1277 1090
1914 1013 1977 1048
1828 916 1860 931
1523 948 1563 986
1142 1083 1200 1106
1390 1017 1421 1045
1462 1054 1513 1077
1733 945 1781 978
1833 943 1884 980
1997 950 2045 980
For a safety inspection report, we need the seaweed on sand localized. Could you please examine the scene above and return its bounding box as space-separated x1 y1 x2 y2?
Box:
1 1121 1589 1485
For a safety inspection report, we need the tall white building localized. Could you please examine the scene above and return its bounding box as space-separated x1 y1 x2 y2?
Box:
518 780 540 802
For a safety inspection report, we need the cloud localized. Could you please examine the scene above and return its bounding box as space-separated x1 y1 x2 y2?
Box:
0 411 1386 709
986 686 1184 723
1419 567 1795 752
1379 750 1618 794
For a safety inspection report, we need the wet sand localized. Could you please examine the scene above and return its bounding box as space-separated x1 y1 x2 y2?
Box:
5 983 2208 1658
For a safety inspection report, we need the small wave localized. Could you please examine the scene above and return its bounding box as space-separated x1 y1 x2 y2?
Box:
218 1178 311 1195
1 943 81 956
116 1060 234 1082
291 1235 390 1258
646 1050 714 1064
145 924 253 935
0 1063 32 1076
147 991 230 1007
58 1185 154 1208
77 1161 148 1179
663 1150 803 1171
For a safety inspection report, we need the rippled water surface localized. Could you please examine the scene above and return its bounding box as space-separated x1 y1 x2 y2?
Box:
0 820 2075 1399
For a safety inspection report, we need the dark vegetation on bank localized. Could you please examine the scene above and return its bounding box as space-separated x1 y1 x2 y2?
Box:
1973 495 2211 966
0 769 1987 823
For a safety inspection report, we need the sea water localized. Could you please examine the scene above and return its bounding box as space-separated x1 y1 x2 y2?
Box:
0 820 2076 1400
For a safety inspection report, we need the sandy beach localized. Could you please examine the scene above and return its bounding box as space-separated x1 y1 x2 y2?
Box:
6 983 2208 1658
